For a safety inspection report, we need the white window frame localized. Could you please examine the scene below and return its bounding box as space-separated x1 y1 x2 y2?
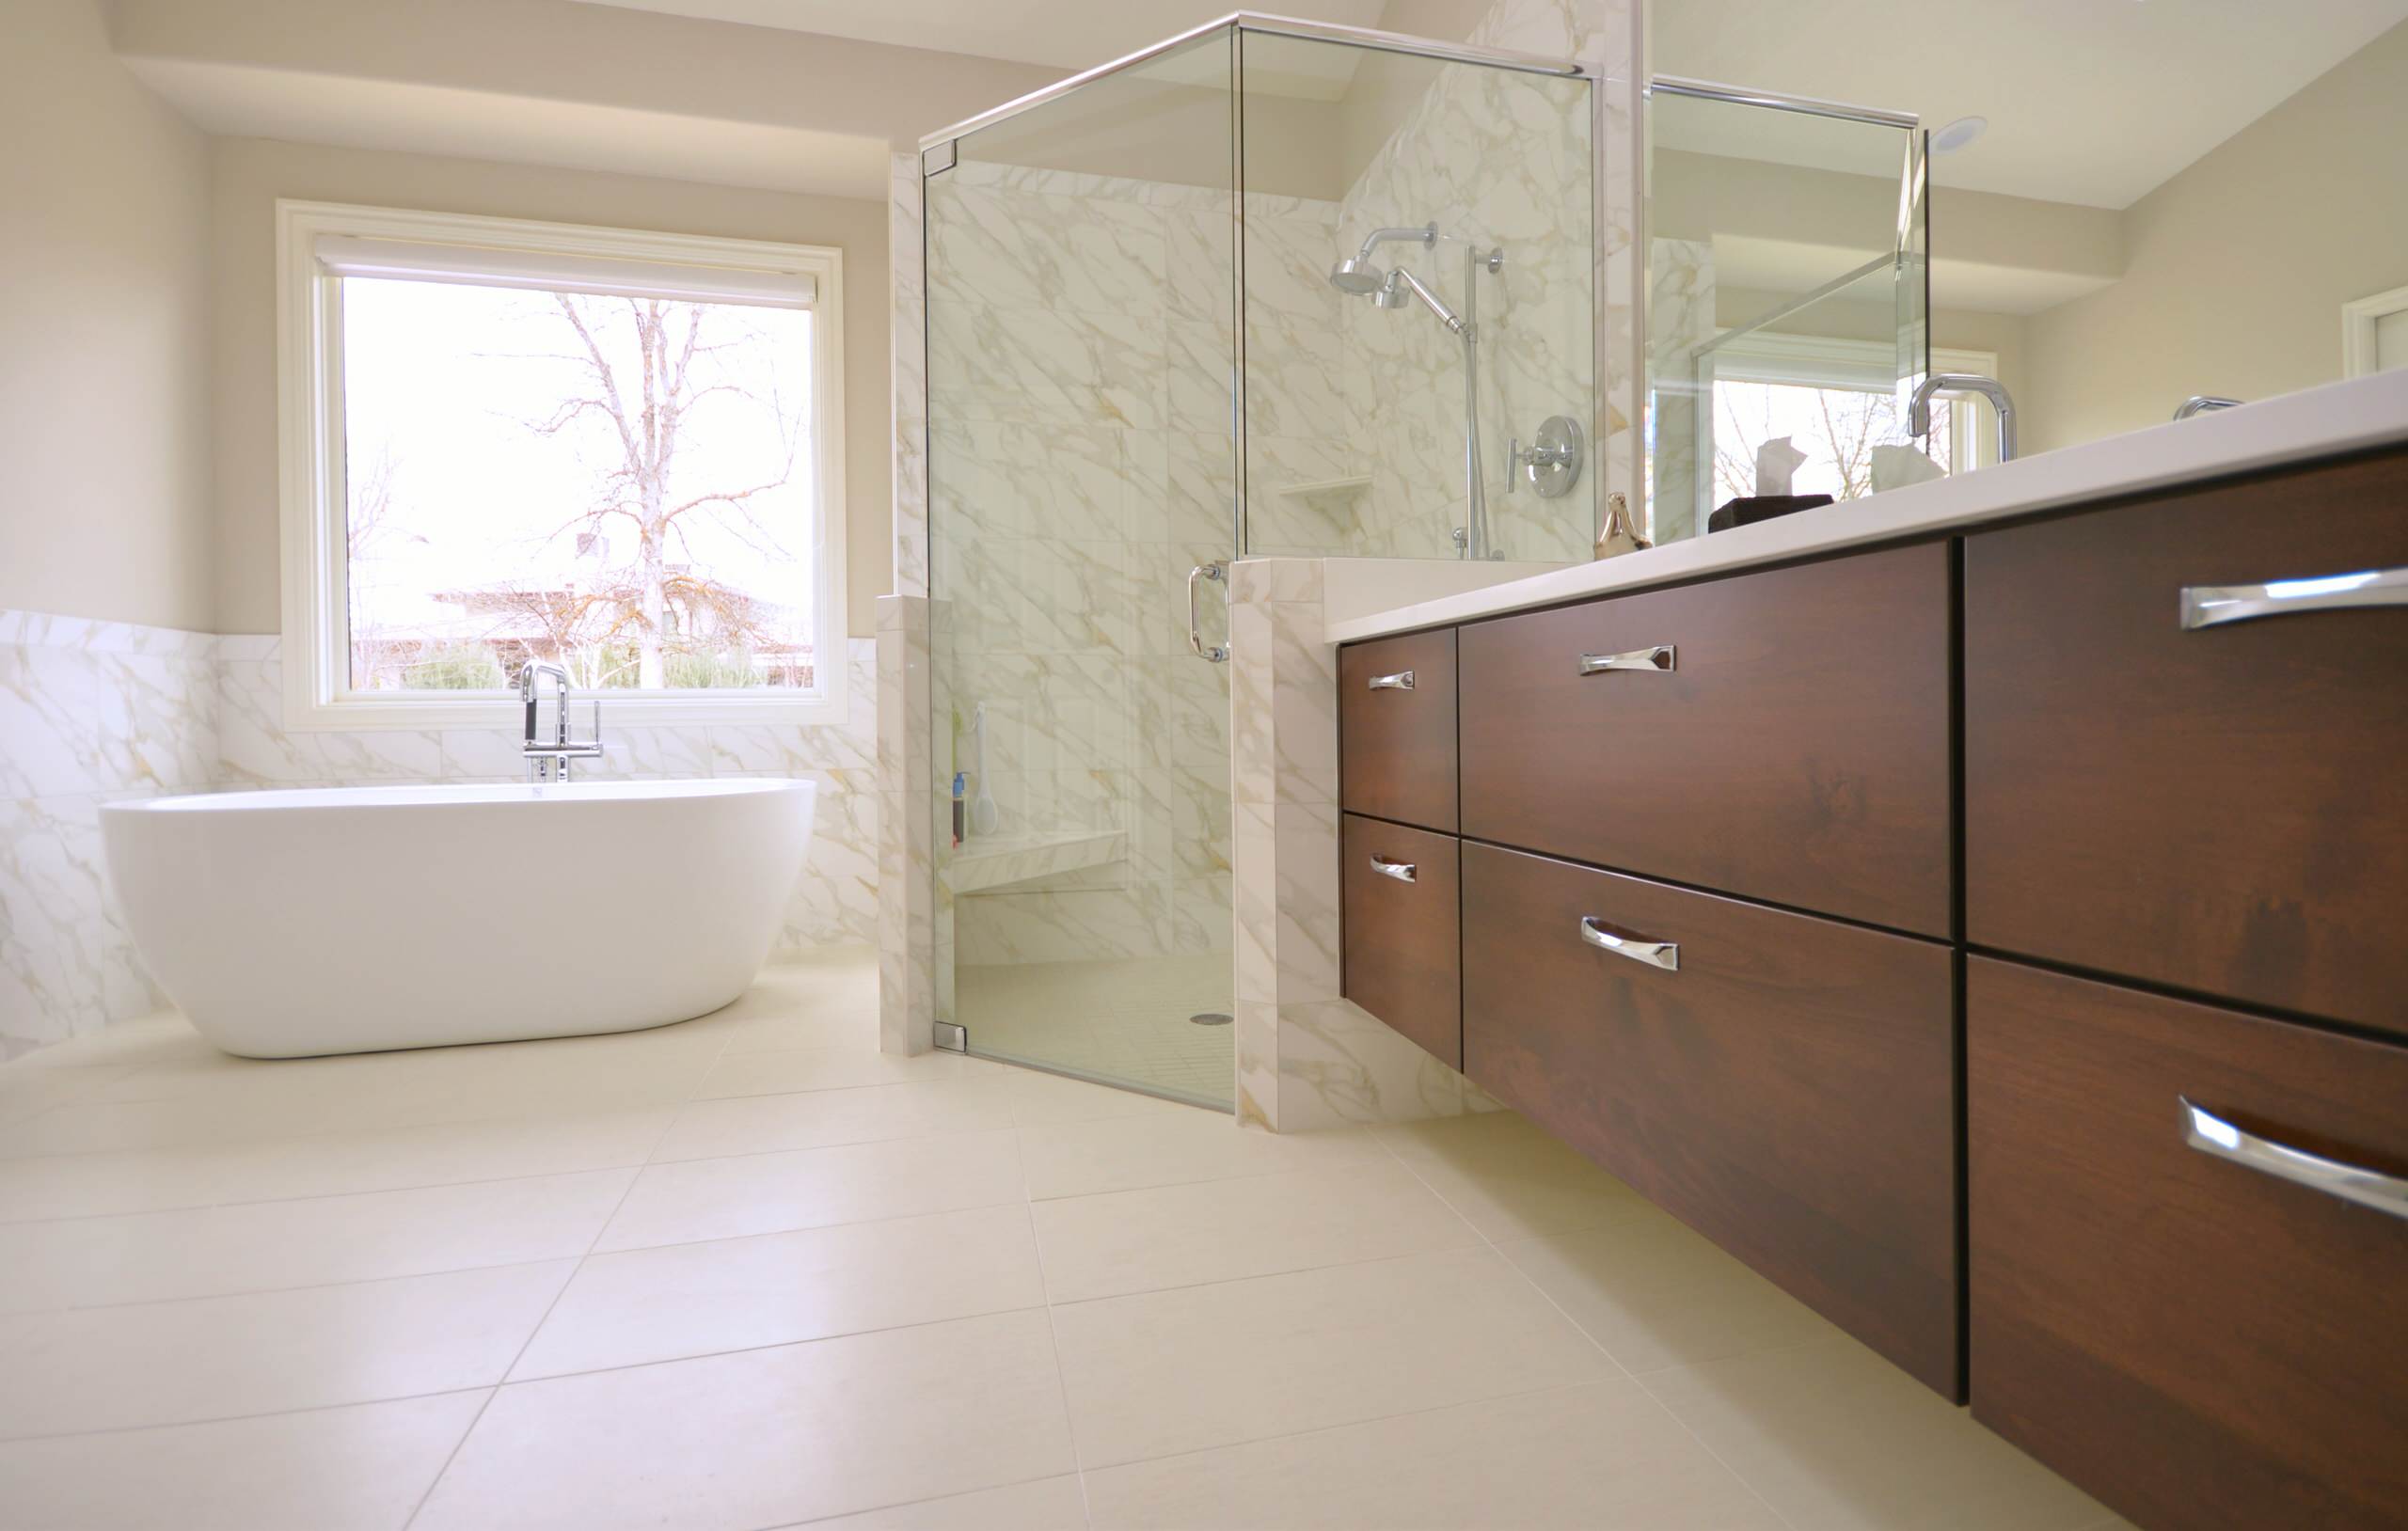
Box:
2341 282 2408 378
276 199 847 731
1695 331 1998 524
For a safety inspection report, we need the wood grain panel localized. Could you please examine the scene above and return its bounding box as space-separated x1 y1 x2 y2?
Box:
1965 449 2408 1034
1968 957 2408 1530
1458 544 1952 937
1338 628 1458 834
1339 815 1461 1068
1461 843 1960 1397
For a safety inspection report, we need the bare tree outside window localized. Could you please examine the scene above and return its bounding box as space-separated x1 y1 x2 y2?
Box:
1711 379 1948 506
340 277 816 693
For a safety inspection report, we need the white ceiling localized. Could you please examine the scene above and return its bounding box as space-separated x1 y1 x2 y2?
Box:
1653 0 2408 209
568 0 1395 73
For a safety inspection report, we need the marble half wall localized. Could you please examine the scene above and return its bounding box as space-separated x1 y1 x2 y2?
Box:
1 609 885 1059
1227 560 1494 1131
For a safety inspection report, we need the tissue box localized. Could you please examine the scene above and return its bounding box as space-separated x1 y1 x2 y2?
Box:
1706 494 1833 533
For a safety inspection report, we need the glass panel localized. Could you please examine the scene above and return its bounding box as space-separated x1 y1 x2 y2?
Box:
1237 33 1596 561
1646 89 1926 544
924 27 1239 1109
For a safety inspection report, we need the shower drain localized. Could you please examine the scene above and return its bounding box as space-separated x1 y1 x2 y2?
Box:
1188 1011 1234 1026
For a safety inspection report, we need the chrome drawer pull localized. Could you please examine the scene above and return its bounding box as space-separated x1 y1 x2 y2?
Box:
2178 565 2408 630
1369 855 1418 883
1577 644 1675 674
1368 671 1416 690
1579 916 1679 971
2179 1097 2408 1222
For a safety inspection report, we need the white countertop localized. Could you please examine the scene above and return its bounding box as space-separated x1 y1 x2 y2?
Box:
1328 369 2408 644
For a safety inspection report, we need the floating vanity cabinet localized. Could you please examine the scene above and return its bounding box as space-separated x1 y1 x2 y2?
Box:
1460 844 1961 1397
1968 958 2408 1530
1338 628 1458 833
1457 543 1953 938
1965 449 2408 1035
1339 815 1461 1068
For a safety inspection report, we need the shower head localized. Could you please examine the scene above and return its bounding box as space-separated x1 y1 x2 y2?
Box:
1327 255 1387 294
1376 267 1467 335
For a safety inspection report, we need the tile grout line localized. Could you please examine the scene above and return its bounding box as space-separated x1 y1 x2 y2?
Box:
400 1022 736 1531
1369 1119 1806 1531
1020 1155 1100 1530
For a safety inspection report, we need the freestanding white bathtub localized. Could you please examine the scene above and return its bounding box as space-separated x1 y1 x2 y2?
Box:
101 778 816 1058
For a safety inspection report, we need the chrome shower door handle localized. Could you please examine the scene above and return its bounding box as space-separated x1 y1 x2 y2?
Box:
2179 1097 2408 1222
1187 560 1229 663
1577 644 1675 675
1368 671 1415 690
1579 916 1679 971
1369 855 1418 883
2178 565 2408 630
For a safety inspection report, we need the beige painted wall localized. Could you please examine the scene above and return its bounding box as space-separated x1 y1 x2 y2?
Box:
0 0 213 631
2020 20 2408 453
207 137 893 638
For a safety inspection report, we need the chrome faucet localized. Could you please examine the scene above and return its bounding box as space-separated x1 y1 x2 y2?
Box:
518 662 603 782
1909 372 2018 464
2174 395 2243 420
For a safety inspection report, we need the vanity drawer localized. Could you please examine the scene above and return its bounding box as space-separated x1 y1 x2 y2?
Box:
1339 815 1461 1068
1968 958 2408 1530
1964 449 2408 1034
1457 543 1951 937
1339 629 1458 834
1460 842 1959 1397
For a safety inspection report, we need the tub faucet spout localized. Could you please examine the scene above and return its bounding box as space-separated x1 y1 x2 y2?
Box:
1909 371 2018 464
519 662 604 782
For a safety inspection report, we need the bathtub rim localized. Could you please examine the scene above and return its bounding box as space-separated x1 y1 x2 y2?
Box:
102 778 817 814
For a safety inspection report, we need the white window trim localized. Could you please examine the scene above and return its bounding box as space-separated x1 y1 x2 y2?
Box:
276 199 847 731
2341 283 2408 378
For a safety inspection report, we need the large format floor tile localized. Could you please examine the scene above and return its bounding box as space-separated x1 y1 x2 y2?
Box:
0 1166 632 1311
0 1106 671 1223
1082 1380 1785 1531
0 1258 573 1438
1637 1334 2114 1531
0 1390 488 1531
0 950 2120 1530
1019 1105 1385 1201
1494 1199 1844 1375
595 1129 1025 1251
513 1203 1047 1378
415 1310 1077 1531
1049 1245 1619 1469
1032 1158 1481 1303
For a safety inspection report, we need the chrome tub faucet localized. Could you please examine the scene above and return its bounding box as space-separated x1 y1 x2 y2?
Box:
1909 371 2018 464
519 662 604 782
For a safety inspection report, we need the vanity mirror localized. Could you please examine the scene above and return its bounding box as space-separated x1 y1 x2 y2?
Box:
1643 0 2408 543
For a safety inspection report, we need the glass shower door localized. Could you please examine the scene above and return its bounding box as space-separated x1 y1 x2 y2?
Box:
922 29 1242 1108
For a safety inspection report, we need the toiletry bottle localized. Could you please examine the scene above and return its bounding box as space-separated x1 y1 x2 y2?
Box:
952 772 966 847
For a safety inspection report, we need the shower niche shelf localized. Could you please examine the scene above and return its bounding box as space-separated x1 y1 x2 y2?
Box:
1274 475 1371 499
943 829 1127 895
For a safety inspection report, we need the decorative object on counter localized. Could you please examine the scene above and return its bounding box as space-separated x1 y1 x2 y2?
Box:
1707 493 1833 532
1594 491 1652 558
1872 442 1948 493
1753 435 1808 496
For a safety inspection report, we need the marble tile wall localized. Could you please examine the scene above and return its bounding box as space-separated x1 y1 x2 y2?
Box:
1323 52 1599 566
0 611 213 1058
1226 560 1493 1131
1 608 883 1059
920 161 1280 978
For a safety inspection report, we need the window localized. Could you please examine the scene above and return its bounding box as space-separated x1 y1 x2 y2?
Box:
1695 332 1995 526
277 202 845 728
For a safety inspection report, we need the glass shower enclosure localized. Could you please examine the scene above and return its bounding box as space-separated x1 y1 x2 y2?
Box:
918 15 1598 1107
1644 78 1930 545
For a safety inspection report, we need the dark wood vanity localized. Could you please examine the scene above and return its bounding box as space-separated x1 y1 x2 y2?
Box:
1336 447 2408 1531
